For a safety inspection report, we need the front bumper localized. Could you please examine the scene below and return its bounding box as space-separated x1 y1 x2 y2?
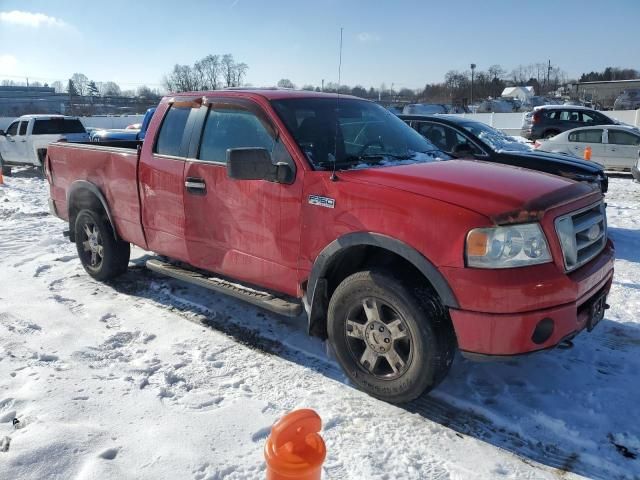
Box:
447 242 615 357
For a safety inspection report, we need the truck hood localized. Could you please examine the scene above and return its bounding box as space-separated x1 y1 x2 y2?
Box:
503 150 604 175
339 160 599 224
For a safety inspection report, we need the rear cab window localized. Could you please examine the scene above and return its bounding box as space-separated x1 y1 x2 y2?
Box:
32 118 86 135
154 105 196 157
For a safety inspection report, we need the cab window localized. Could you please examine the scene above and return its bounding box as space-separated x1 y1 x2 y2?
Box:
198 103 275 163
6 121 19 136
154 106 193 157
18 121 28 135
568 130 603 143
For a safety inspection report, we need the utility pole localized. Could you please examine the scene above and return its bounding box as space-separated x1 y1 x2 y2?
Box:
470 63 476 106
321 79 324 92
547 59 552 92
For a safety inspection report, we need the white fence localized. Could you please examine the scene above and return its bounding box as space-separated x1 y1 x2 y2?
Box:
0 115 145 131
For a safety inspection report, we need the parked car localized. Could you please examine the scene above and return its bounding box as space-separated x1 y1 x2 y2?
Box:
535 125 640 171
0 115 89 173
46 89 614 403
90 108 156 143
613 89 640 110
476 99 513 113
521 105 617 141
400 114 608 193
402 103 448 115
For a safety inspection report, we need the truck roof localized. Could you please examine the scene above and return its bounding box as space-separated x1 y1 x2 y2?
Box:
167 88 360 102
17 114 80 120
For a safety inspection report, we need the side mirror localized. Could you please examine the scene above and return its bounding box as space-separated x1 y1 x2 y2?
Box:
0 130 5 136
227 148 293 183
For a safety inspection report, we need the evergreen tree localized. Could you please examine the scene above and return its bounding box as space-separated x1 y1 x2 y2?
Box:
67 79 78 96
87 81 99 96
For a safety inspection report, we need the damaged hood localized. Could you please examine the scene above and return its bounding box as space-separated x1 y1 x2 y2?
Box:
339 160 601 223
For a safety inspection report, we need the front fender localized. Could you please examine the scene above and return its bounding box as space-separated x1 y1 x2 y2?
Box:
306 232 459 337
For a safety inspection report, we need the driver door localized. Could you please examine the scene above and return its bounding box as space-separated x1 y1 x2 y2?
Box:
182 98 303 296
0 121 21 163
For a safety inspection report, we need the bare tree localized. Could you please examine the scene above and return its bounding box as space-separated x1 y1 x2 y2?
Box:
221 54 235 87
198 54 221 89
101 81 121 96
51 80 64 93
233 62 248 87
71 73 88 96
277 78 295 89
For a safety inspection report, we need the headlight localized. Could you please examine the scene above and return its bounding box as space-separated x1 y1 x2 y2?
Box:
466 223 552 268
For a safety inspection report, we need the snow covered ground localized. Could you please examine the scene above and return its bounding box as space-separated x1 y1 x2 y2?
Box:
0 169 638 480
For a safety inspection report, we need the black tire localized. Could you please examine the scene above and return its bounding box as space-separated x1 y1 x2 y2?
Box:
327 269 455 403
74 209 130 281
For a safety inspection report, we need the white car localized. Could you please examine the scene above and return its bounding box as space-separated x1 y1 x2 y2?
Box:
534 124 640 171
0 115 89 170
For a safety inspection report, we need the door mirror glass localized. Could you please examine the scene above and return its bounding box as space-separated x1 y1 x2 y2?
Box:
227 148 292 183
0 130 5 136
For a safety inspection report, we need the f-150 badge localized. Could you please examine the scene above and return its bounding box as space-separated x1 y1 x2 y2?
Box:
308 195 335 208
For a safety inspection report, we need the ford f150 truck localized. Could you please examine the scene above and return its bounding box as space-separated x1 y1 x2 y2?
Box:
46 89 615 403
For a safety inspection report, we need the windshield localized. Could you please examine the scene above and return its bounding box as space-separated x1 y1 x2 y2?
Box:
460 121 531 153
271 98 450 170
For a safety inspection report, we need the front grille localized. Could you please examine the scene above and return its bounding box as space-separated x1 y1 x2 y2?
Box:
555 201 607 272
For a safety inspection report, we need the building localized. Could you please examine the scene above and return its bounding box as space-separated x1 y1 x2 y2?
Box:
570 79 640 109
0 85 157 117
501 86 534 103
0 85 66 116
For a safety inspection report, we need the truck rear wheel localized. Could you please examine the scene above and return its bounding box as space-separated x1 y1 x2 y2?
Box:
327 269 455 403
74 209 130 281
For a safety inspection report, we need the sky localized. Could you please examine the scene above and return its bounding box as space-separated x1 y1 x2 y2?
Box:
0 0 638 92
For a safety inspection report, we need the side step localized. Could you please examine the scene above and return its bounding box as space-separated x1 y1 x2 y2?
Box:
146 258 303 317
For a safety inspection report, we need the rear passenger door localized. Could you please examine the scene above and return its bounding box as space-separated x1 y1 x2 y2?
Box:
138 100 200 262
182 98 302 296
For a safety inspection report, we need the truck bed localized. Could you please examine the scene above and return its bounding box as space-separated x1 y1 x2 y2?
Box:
47 141 148 248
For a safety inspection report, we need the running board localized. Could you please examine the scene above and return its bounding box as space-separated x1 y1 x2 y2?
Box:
145 258 303 317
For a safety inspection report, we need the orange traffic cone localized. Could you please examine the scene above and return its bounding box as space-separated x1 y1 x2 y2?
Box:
264 409 326 480
584 145 592 161
0 170 4 185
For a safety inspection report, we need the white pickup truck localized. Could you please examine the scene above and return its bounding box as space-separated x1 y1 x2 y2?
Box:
0 115 89 173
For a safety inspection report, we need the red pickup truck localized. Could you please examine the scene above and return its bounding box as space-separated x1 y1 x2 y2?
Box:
46 89 614 403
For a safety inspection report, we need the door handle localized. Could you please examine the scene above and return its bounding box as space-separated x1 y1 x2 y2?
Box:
185 177 206 195
609 148 616 152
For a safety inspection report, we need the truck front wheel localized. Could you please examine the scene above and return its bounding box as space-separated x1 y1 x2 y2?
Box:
327 269 455 403
74 209 130 281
